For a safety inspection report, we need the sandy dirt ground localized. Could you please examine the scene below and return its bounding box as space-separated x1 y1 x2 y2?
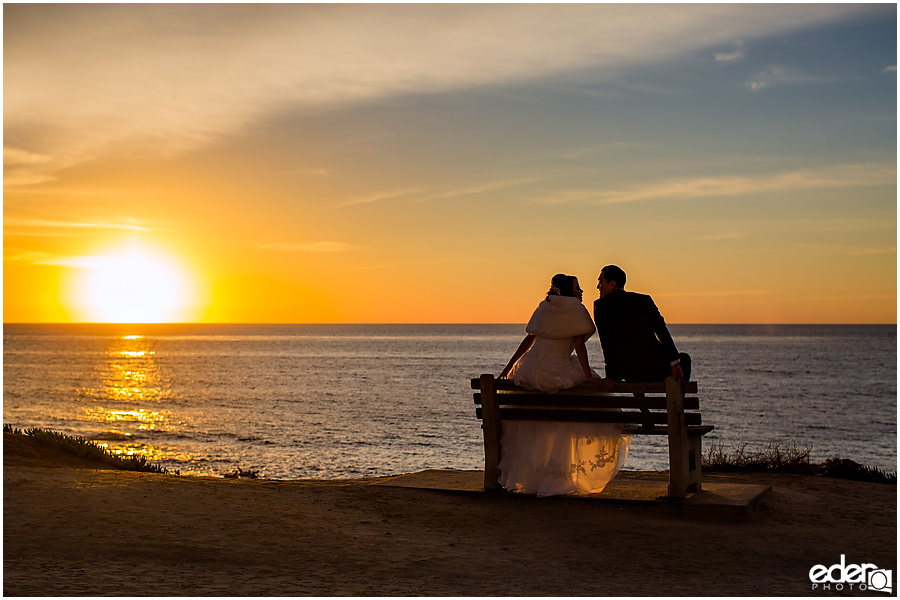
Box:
3 433 896 596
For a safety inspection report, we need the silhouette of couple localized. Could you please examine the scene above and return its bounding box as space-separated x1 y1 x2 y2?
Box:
495 265 691 497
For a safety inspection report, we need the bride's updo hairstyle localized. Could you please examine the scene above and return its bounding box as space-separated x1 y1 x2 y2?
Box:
547 274 577 298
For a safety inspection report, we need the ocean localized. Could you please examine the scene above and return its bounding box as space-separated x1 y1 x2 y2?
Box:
3 323 896 478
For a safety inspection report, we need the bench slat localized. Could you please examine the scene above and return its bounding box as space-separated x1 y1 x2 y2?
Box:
621 425 715 436
471 378 698 395
473 392 700 410
475 407 703 425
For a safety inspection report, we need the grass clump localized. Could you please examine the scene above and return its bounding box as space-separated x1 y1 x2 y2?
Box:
702 441 896 485
703 441 814 474
820 458 897 485
4 424 175 475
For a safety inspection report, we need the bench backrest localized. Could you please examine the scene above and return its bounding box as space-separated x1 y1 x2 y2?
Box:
471 377 701 428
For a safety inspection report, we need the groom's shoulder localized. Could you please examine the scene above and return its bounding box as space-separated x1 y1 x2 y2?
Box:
616 290 649 301
629 291 657 306
594 290 634 310
616 290 656 309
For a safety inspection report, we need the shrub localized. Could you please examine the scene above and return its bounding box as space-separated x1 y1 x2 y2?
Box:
3 424 174 475
702 441 896 485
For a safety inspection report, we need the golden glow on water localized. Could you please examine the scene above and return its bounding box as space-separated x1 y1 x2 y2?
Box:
86 335 170 402
82 407 172 430
76 334 188 466
94 441 175 462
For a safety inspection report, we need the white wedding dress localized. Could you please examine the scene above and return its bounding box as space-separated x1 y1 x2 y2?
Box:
498 295 632 497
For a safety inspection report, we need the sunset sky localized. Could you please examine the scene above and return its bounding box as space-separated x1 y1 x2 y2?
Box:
4 4 897 324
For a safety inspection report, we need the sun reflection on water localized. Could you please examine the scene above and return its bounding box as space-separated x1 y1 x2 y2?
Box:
92 440 181 462
77 334 190 468
81 407 172 430
78 335 172 402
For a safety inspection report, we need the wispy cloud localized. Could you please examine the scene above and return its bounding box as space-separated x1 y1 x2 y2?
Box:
335 188 426 208
655 290 776 297
291 167 331 177
783 293 896 303
259 242 362 252
338 256 467 272
37 256 109 268
5 4 884 183
334 178 540 208
882 65 897 74
744 65 840 91
3 249 57 263
694 232 745 242
4 146 52 165
4 218 157 233
793 242 897 258
416 178 542 202
538 162 896 205
554 142 646 160
714 41 745 63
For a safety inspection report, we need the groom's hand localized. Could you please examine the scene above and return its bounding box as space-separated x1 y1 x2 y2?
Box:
671 364 684 382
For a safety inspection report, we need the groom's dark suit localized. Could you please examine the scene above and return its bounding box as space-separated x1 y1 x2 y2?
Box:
593 289 689 382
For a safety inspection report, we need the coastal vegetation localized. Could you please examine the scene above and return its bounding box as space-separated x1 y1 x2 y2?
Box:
3 425 174 475
702 441 896 484
4 425 895 484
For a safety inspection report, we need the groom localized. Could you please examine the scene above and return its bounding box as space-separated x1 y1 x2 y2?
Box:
593 265 691 385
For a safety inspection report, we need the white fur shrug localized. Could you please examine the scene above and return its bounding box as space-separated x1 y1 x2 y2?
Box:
524 295 596 340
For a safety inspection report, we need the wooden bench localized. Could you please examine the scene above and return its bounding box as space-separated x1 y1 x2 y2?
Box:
471 374 713 500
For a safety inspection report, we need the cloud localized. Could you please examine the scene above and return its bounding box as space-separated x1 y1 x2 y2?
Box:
3 249 58 263
846 247 896 256
291 168 331 177
793 242 897 257
744 65 841 91
655 289 775 297
416 178 543 202
537 162 896 204
334 178 540 207
714 41 745 63
882 66 897 74
554 142 646 160
259 242 362 252
784 294 897 302
37 256 110 268
694 232 745 242
4 146 52 165
335 188 426 208
4 4 885 183
4 218 157 233
4 146 58 185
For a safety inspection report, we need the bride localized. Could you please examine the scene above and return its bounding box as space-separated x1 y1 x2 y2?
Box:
496 274 632 497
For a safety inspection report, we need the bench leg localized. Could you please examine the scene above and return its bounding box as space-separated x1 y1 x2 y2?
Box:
480 374 502 490
665 377 689 500
687 433 703 492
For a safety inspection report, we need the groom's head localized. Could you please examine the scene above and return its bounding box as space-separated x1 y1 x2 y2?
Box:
598 265 626 297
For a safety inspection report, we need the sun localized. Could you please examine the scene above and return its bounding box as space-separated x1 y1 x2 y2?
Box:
63 244 203 323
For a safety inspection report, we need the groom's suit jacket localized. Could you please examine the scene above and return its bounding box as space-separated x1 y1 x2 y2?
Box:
593 289 680 382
